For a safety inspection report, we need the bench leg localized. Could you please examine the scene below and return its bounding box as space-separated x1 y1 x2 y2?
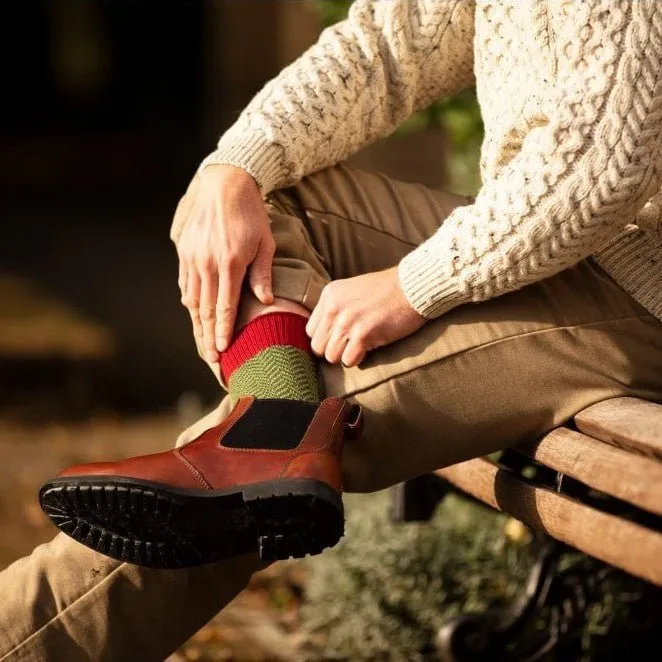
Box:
436 532 611 661
390 474 451 523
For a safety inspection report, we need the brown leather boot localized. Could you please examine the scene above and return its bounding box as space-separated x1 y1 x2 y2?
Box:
39 396 363 568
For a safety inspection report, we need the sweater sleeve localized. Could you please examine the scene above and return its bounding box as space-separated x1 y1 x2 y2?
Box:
399 2 662 319
199 0 475 194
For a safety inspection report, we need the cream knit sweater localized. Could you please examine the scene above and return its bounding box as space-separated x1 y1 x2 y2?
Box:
191 0 662 322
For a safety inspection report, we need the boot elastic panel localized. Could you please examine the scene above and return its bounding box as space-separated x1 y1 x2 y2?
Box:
220 398 318 450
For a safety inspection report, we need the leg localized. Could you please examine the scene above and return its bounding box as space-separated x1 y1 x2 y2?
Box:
15 163 662 662
0 533 262 661
332 257 662 491
0 165 452 659
181 163 662 490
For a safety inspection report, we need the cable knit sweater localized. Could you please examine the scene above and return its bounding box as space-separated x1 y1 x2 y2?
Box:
187 0 662 322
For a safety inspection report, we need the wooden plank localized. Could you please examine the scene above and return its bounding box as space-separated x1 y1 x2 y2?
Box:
436 458 662 586
575 397 662 460
517 427 662 516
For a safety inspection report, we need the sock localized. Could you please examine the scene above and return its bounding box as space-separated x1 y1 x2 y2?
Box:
220 312 320 405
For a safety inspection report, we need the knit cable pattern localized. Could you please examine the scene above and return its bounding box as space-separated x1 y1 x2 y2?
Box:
196 0 475 197
399 0 662 318
182 0 662 323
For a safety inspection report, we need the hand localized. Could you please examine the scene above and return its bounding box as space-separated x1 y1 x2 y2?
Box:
305 266 426 367
173 165 275 363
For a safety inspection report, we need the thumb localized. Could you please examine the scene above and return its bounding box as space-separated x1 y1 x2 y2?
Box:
249 240 275 304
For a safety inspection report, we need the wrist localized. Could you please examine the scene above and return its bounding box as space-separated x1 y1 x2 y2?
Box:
201 163 260 199
199 131 285 196
397 248 466 320
391 265 426 323
203 163 254 184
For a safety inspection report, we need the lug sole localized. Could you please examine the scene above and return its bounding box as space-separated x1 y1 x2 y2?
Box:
38 476 344 568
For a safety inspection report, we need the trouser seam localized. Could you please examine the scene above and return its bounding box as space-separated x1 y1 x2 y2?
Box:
0 562 129 662
341 312 658 399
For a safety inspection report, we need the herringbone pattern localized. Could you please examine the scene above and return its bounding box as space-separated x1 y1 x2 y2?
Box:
228 345 319 404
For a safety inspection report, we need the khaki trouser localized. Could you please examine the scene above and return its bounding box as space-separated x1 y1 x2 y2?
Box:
2 165 662 661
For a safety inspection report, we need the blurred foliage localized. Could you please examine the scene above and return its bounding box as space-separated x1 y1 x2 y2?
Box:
311 0 483 194
314 0 354 26
301 493 531 660
300 492 662 661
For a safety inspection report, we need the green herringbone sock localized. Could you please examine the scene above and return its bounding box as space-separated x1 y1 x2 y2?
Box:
220 312 320 405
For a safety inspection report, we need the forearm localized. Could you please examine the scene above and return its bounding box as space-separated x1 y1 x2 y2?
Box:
399 4 662 319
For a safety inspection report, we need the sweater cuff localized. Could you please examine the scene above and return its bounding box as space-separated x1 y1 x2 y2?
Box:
199 128 287 197
397 240 470 320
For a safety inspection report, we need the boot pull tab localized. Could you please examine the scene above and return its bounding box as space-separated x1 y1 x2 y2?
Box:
343 403 364 440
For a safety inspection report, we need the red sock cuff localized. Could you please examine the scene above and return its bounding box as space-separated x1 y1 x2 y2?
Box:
220 312 312 382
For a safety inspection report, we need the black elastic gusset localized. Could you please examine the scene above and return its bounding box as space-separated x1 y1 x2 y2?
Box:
221 399 319 450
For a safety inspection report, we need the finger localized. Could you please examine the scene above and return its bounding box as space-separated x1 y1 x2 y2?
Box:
184 269 204 356
188 307 205 360
178 254 188 300
342 337 367 367
170 175 200 243
216 259 246 353
325 329 350 365
248 237 275 305
199 263 220 363
305 296 324 338
310 313 333 358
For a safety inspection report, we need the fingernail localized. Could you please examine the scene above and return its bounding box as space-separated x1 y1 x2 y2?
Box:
258 286 272 303
216 338 227 353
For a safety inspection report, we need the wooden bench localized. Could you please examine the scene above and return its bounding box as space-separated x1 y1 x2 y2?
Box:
391 396 662 661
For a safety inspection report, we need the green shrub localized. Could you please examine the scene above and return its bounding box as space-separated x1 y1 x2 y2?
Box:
301 493 532 660
300 492 662 661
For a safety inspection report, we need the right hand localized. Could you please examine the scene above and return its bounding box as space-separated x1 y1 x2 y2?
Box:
173 164 275 364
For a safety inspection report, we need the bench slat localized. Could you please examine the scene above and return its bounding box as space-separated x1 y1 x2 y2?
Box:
574 397 662 460
517 427 662 516
436 458 662 586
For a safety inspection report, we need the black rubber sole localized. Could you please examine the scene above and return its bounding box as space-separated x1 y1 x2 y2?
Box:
39 476 344 568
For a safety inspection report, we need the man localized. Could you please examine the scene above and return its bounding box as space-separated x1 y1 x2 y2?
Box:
3 1 662 659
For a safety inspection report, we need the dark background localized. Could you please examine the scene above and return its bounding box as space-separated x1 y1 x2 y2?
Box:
0 0 321 412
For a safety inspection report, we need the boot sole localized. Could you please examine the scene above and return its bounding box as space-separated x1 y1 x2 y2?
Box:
39 476 344 568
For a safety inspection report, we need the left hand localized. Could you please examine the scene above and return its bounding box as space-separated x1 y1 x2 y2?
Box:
305 266 427 367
